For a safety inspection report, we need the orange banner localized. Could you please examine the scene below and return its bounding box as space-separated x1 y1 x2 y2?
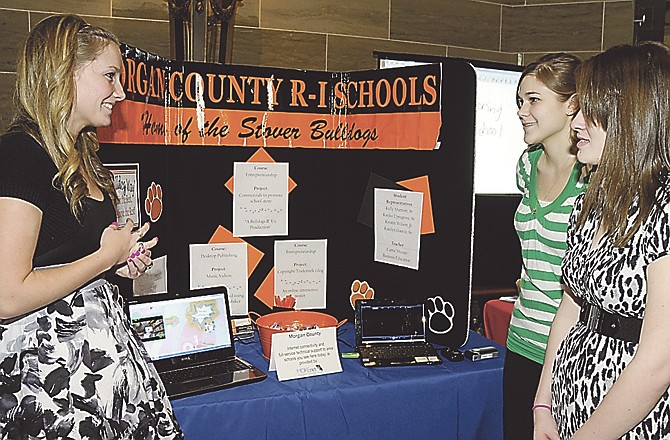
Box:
98 45 443 150
99 101 440 150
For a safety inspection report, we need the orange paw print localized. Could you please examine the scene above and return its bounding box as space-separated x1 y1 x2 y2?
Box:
349 280 375 309
145 182 163 222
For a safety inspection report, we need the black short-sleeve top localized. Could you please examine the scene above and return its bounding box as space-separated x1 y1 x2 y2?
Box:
0 131 116 268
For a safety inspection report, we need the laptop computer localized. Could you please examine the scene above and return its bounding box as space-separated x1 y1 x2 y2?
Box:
127 289 267 399
355 299 442 367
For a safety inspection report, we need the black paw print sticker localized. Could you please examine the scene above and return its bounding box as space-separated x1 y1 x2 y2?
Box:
427 296 455 335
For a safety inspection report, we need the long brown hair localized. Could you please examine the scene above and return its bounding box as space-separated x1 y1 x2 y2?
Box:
10 14 119 220
575 42 670 245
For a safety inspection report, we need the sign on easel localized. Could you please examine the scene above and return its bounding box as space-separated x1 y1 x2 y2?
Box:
269 327 342 381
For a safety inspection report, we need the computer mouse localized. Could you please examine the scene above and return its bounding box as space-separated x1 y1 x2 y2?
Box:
442 348 464 362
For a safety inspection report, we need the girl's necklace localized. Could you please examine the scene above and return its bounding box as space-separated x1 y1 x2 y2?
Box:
533 154 575 215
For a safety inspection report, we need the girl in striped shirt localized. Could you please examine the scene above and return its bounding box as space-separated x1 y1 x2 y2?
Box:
503 53 585 440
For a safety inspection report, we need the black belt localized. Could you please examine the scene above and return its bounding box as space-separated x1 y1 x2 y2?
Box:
579 302 642 344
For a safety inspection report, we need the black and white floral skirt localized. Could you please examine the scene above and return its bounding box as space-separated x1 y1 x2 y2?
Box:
0 279 183 439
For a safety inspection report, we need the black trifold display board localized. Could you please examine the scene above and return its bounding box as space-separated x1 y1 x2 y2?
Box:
100 47 477 348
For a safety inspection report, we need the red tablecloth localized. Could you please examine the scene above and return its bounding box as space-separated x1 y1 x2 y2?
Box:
483 299 514 346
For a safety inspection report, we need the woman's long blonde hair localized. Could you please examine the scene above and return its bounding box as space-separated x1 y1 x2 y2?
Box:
10 14 119 220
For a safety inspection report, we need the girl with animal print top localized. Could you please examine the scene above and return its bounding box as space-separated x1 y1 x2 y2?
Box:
534 42 670 440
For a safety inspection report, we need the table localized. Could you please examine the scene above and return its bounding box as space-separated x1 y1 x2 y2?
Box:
171 323 504 440
483 299 515 346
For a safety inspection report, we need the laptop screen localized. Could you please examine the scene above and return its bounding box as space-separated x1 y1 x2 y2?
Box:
358 302 426 344
128 292 232 361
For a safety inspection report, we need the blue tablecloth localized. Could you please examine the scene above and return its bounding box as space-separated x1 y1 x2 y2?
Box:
171 324 504 440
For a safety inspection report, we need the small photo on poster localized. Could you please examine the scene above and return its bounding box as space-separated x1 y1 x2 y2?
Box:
106 163 141 225
131 315 166 342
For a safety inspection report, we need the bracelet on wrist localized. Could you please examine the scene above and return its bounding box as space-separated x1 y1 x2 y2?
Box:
532 403 552 412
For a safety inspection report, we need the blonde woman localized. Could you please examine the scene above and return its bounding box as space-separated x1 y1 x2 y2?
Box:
504 53 584 440
0 15 182 439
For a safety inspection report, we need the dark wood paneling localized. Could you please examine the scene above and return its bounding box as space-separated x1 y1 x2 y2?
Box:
233 27 326 70
0 10 28 71
113 0 168 20
1 0 109 16
0 0 634 74
85 16 171 58
391 0 501 50
604 1 634 48
262 0 388 39
236 0 259 27
502 3 603 52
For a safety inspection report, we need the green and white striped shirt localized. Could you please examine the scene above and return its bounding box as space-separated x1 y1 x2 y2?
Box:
507 146 586 364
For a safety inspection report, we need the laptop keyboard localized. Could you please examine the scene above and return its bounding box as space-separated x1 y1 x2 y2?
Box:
162 359 249 383
358 342 437 360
